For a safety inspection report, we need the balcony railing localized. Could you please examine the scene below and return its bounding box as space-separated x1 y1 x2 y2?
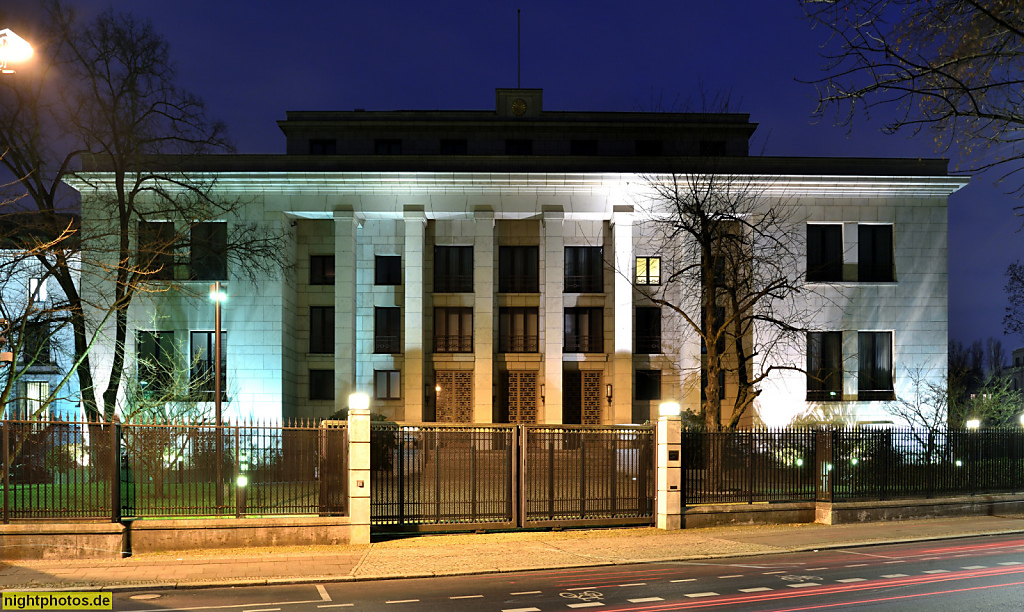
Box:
635 335 661 354
434 335 473 353
499 335 539 353
564 334 603 353
499 275 539 293
564 275 603 293
374 335 401 354
434 274 474 293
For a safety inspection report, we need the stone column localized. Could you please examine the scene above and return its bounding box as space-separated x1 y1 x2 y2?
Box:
543 207 564 424
334 208 358 403
611 205 634 424
403 207 427 421
474 208 495 423
346 398 371 544
656 410 682 530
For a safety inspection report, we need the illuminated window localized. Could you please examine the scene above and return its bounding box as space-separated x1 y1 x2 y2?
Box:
858 331 894 400
434 307 473 353
807 331 842 401
20 381 49 420
309 369 334 400
310 255 335 285
309 307 334 354
375 370 401 400
190 222 227 281
375 139 402 155
807 224 843 282
499 307 539 353
28 278 46 303
375 307 401 353
636 370 661 401
858 225 894 282
375 255 401 285
635 256 661 285
499 246 539 293
565 247 603 293
138 331 174 397
564 308 603 353
190 331 226 399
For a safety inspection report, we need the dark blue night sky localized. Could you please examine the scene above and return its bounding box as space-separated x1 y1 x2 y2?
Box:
5 0 1021 347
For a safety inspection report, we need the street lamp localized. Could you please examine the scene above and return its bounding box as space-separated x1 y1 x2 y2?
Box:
210 282 226 509
965 419 981 430
0 29 34 74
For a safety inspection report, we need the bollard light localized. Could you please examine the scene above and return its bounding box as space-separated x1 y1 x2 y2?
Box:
236 475 248 487
348 392 370 412
965 419 981 430
658 401 681 417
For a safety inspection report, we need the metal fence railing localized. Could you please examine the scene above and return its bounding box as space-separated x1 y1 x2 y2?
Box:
683 428 1024 505
2 418 347 522
523 425 654 526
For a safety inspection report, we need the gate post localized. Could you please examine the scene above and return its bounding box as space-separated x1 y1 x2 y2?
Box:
656 403 682 530
347 394 371 545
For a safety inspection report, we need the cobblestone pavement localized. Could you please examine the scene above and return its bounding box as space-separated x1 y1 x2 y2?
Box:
2 515 1024 592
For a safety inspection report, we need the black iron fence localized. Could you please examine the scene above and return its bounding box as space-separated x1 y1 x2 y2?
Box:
2 418 347 522
683 428 1024 505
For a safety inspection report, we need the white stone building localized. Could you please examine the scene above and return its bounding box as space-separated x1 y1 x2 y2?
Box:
70 89 967 426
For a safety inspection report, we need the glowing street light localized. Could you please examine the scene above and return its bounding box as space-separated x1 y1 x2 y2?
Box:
0 29 34 74
658 401 681 417
965 419 981 430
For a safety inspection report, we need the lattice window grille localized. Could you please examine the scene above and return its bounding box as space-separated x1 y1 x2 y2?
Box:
508 371 537 424
582 371 602 425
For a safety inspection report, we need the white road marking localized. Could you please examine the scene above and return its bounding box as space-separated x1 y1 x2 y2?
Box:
317 606 354 609
510 591 542 595
919 557 941 561
684 592 719 598
883 560 907 564
836 578 866 583
316 585 330 602
450 595 484 599
762 570 786 574
999 562 1023 566
385 600 420 604
618 583 647 587
787 583 820 588
502 608 541 612
718 574 743 579
844 564 868 568
567 604 604 609
119 601 323 612
961 565 987 570
243 609 280 612
739 587 773 593
922 570 949 574
628 598 664 603
807 567 827 571
881 574 908 578
670 579 696 583
566 587 600 591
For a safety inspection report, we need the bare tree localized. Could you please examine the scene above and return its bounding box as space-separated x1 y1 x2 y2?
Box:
635 170 808 430
801 0 1024 191
986 336 1007 379
885 366 950 432
0 2 287 424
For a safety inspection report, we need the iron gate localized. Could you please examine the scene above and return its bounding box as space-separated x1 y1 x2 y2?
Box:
370 423 654 531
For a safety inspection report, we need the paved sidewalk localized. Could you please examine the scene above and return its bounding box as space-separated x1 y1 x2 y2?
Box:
2 515 1024 592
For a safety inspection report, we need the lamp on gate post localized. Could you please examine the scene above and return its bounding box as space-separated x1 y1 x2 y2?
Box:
210 282 227 509
0 29 34 74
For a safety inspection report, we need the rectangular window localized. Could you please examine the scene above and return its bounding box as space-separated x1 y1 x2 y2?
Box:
28 278 46 304
499 307 539 353
310 255 335 285
309 139 337 155
807 331 843 401
190 330 226 399
138 331 174 397
858 331 894 400
309 306 335 354
859 225 894 282
20 321 50 365
375 370 401 400
636 370 662 401
636 307 661 354
498 246 539 293
375 255 402 285
564 308 603 353
505 139 532 155
636 256 661 285
20 381 50 420
190 221 227 281
375 139 402 155
138 221 175 281
807 224 843 282
635 140 663 156
440 139 467 155
701 306 726 355
564 246 603 293
571 139 598 155
434 307 473 353
309 369 334 401
434 246 474 293
375 307 401 353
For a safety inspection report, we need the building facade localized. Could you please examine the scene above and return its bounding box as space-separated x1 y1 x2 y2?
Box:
70 89 967 426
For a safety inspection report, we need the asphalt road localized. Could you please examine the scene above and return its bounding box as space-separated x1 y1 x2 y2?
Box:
110 533 1024 611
